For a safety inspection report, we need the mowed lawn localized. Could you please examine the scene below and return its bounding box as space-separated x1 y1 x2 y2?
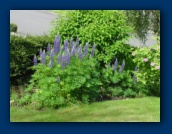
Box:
10 97 160 122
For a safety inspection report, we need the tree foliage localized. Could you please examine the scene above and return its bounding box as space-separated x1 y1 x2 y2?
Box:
125 10 160 44
50 10 133 67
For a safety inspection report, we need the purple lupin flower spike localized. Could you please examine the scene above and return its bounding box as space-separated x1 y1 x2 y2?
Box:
71 44 76 56
62 40 68 51
84 42 89 56
50 49 54 58
41 50 46 66
33 55 37 66
54 35 60 54
47 43 51 53
57 54 62 64
119 60 125 74
91 43 96 57
113 58 118 71
78 46 83 60
65 50 70 65
61 55 66 69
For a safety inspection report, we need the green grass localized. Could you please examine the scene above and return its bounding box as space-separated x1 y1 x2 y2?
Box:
10 97 160 122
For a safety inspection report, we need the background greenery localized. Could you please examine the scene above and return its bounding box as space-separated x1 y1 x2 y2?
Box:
10 10 160 115
10 34 53 85
50 10 135 69
125 10 160 44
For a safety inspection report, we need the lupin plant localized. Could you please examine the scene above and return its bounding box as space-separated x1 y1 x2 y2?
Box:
61 55 66 69
70 39 74 51
63 40 69 51
26 35 145 109
41 50 46 65
65 50 70 65
113 58 118 71
57 54 62 64
119 60 125 74
54 35 60 54
71 44 76 56
91 43 96 57
84 42 89 56
78 46 83 60
34 35 98 69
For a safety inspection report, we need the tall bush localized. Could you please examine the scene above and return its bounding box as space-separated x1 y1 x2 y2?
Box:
51 10 133 68
19 35 147 110
132 37 160 96
100 59 145 100
21 35 102 109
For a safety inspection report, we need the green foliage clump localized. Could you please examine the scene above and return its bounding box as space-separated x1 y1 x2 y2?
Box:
10 23 18 33
10 35 53 86
125 10 160 44
21 37 102 109
100 63 145 99
132 37 160 96
51 10 133 67
17 34 158 110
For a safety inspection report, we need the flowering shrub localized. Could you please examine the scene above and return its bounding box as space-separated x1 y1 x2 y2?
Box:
100 59 145 99
18 35 152 109
132 37 160 96
20 35 102 109
51 10 134 68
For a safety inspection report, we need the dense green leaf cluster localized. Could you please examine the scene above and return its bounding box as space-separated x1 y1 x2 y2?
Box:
18 36 146 109
20 48 101 109
125 10 160 44
100 64 146 100
51 10 133 67
132 37 160 96
10 35 53 85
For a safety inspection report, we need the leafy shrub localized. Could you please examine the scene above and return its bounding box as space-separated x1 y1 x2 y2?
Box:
132 37 160 96
10 35 53 86
21 35 102 109
26 35 54 50
111 87 123 97
19 35 149 109
124 89 136 98
100 59 145 99
10 23 18 33
51 10 133 68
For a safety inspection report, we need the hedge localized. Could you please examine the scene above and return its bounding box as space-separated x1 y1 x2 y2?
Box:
10 34 53 86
